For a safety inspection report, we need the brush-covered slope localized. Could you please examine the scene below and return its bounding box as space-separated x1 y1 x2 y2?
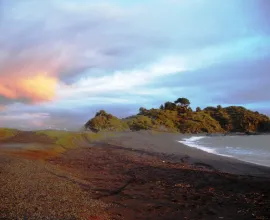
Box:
204 106 270 132
177 111 224 133
84 110 129 132
84 98 270 134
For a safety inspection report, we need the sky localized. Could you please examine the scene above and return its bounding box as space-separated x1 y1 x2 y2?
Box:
0 0 269 130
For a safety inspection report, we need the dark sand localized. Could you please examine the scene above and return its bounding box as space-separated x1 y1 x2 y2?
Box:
100 131 270 177
0 130 270 219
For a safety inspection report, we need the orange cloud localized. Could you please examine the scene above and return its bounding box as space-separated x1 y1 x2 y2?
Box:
0 73 58 103
0 105 6 111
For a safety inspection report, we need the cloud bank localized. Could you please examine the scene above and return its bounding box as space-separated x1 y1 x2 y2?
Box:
0 0 269 129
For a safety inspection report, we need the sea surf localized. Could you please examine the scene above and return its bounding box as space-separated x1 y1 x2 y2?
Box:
179 135 270 167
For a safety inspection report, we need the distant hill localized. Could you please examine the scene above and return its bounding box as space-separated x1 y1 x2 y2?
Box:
84 98 270 134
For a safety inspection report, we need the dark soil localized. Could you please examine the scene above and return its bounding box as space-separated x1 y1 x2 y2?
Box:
49 144 270 220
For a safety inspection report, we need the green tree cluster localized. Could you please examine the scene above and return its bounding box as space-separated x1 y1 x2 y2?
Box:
204 106 270 132
84 98 270 134
84 110 129 132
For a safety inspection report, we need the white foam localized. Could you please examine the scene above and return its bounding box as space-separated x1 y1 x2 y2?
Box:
178 136 216 154
178 139 237 159
182 136 206 142
178 136 268 165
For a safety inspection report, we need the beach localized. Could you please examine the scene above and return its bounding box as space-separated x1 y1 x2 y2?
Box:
101 131 270 176
0 130 270 219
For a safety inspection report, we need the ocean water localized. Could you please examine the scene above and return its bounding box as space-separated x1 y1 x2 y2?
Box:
179 135 270 167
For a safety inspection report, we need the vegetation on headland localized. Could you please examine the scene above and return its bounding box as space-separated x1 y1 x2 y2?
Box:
84 110 130 132
84 98 270 134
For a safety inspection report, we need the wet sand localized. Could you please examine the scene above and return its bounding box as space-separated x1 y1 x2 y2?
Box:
0 130 270 219
98 131 270 176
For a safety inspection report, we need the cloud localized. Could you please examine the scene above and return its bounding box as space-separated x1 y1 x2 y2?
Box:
0 0 269 129
0 101 140 130
0 112 50 121
146 54 270 112
1 0 182 107
0 106 6 111
0 73 58 103
0 0 148 103
56 55 187 100
55 35 270 105
0 111 51 130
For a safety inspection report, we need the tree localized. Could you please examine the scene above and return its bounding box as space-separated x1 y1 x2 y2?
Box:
139 107 147 114
160 104 164 110
217 105 222 110
174 98 190 107
95 110 107 117
127 115 154 131
196 107 201 112
164 102 176 111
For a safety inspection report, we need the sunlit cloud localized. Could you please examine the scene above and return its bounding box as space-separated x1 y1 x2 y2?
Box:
56 35 270 101
0 73 58 103
0 106 6 111
0 112 50 120
0 0 269 129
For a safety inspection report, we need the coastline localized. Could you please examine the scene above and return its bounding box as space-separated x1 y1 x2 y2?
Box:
179 135 270 168
1 130 270 219
100 131 270 177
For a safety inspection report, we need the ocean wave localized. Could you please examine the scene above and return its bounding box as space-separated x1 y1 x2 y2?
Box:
178 136 216 154
177 136 269 166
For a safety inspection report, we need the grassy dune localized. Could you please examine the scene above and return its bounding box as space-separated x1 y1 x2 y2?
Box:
0 129 118 160
0 128 19 140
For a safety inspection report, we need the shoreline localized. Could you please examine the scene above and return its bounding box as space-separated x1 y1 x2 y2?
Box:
178 135 270 168
1 130 270 219
1 129 270 176
99 131 270 177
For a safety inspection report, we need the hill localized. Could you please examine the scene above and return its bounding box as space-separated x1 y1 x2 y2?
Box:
84 98 270 134
204 106 270 133
84 110 130 132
